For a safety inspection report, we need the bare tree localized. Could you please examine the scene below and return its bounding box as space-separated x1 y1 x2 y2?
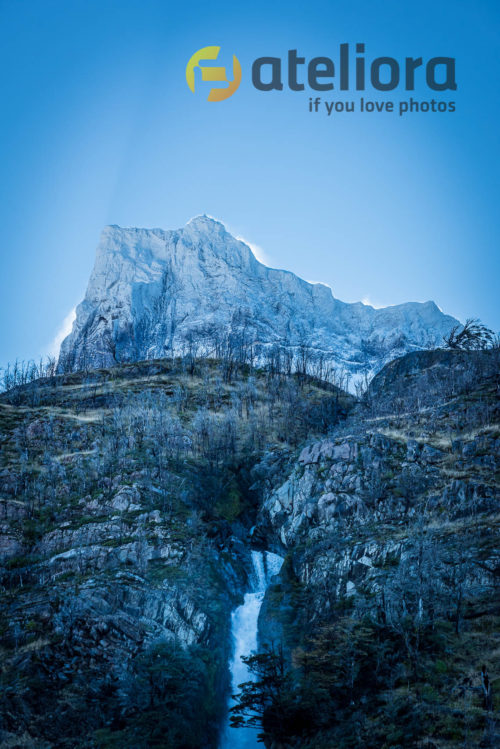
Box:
443 318 494 350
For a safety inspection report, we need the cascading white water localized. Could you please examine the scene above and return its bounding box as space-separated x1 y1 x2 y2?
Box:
220 550 284 749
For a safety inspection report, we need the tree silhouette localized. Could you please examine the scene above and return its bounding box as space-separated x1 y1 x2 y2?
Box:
443 318 494 350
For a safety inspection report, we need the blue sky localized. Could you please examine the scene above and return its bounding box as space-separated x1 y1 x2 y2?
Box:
1 0 499 369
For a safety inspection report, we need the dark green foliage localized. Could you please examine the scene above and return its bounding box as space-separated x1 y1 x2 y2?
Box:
94 643 219 748
231 614 499 748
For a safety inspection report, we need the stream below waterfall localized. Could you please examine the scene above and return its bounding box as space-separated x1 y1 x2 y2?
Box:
219 550 284 749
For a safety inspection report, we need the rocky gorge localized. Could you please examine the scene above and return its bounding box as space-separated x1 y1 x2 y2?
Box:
0 346 498 748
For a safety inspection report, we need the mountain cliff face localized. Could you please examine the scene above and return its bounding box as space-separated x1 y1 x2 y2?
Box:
254 349 500 747
58 216 457 381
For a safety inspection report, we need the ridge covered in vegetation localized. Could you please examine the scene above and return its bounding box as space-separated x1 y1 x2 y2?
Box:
0 357 350 748
0 350 498 747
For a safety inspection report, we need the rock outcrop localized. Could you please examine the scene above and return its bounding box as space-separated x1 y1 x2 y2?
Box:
1 350 498 747
0 358 349 747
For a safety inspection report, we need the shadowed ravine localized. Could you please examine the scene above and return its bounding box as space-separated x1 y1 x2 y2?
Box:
220 551 284 749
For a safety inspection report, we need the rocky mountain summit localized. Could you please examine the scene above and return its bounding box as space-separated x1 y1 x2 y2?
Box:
0 348 498 747
58 216 457 382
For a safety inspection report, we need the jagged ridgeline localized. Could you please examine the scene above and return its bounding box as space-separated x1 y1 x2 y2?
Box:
0 348 498 748
57 216 458 383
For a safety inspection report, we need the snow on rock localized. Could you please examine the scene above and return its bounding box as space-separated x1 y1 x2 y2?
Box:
58 215 458 381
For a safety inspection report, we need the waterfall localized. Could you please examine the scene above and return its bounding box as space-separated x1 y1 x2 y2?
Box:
220 550 284 749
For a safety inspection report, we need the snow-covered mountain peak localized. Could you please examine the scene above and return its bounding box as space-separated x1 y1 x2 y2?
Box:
185 213 225 230
58 217 458 382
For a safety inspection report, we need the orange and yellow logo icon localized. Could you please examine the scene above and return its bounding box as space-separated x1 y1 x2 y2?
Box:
186 46 242 101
